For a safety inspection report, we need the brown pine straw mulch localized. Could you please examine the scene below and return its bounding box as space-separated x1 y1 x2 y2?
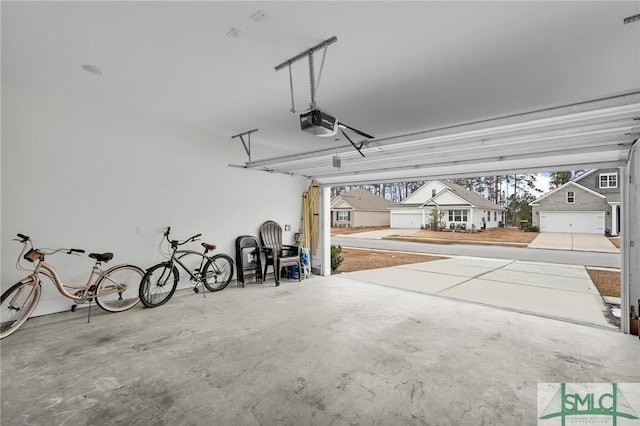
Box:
336 248 447 273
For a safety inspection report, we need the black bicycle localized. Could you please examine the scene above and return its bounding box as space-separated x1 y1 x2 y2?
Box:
138 227 234 308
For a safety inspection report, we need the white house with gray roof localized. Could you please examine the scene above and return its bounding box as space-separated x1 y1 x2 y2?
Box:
390 181 505 230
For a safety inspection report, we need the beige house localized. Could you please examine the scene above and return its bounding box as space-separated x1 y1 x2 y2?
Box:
331 189 396 227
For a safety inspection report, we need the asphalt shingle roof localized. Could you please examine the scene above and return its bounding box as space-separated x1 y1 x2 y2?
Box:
332 189 396 211
440 182 505 210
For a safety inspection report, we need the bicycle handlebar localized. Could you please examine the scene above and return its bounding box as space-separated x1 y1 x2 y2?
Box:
163 227 202 247
16 233 30 242
40 247 86 256
172 234 201 246
15 234 85 255
14 234 86 269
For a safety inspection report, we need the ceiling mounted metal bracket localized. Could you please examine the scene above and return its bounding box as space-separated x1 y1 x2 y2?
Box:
623 13 640 24
340 128 366 158
274 36 337 72
231 129 259 161
275 36 337 112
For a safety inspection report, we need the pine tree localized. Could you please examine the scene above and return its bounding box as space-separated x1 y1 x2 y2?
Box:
549 171 573 189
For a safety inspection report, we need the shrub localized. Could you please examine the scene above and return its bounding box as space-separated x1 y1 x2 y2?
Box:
428 210 445 232
331 245 343 272
525 225 540 232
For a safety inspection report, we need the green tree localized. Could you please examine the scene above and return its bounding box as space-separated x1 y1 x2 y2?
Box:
504 174 542 226
549 171 572 189
428 209 445 230
506 192 537 226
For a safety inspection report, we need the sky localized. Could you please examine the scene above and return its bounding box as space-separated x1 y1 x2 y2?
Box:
535 173 551 194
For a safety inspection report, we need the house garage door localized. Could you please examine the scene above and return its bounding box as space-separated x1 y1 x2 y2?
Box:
390 212 423 228
539 211 604 234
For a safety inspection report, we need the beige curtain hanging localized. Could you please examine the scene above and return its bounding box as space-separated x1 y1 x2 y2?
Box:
302 179 320 253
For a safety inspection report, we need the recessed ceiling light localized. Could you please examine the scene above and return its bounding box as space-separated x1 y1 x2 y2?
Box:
250 10 268 23
226 28 242 38
81 65 103 75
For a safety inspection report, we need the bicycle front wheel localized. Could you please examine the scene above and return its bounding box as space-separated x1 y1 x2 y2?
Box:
203 254 234 292
1 280 41 339
139 263 179 308
95 264 143 312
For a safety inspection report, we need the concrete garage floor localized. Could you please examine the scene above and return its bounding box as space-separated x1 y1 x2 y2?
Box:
1 277 638 425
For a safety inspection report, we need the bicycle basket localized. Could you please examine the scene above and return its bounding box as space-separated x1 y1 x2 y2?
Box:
23 249 43 263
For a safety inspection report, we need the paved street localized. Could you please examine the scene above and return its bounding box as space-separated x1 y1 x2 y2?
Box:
331 237 621 268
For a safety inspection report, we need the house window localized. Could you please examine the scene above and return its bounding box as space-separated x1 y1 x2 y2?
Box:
337 211 350 221
599 173 617 189
494 211 497 221
567 191 575 204
487 211 491 222
448 209 468 222
432 189 437 197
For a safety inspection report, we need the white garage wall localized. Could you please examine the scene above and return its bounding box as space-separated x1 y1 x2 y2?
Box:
1 87 308 316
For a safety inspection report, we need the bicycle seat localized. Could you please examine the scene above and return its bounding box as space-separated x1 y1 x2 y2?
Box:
201 243 216 251
89 252 113 263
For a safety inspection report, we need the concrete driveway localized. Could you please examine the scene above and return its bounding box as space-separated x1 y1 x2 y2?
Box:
527 233 619 253
342 256 613 327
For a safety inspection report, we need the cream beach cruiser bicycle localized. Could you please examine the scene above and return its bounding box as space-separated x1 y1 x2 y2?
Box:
0 233 144 339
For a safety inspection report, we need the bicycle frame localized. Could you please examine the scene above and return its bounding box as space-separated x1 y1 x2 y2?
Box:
25 259 119 302
170 249 210 283
3 234 144 338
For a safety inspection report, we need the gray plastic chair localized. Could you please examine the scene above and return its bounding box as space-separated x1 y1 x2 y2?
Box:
259 220 301 286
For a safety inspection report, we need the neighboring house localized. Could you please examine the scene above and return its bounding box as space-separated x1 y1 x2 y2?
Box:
331 189 396 227
390 181 505 230
529 168 620 235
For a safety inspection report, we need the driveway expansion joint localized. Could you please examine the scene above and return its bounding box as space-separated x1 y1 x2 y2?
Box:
435 260 517 294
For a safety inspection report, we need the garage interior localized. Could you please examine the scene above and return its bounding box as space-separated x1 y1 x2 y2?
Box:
2 2 640 424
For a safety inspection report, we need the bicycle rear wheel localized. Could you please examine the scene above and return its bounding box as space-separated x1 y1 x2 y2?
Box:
139 263 179 308
1 280 41 339
95 264 143 312
203 254 234 292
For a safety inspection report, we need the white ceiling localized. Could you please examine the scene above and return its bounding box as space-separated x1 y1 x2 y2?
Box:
3 1 640 184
